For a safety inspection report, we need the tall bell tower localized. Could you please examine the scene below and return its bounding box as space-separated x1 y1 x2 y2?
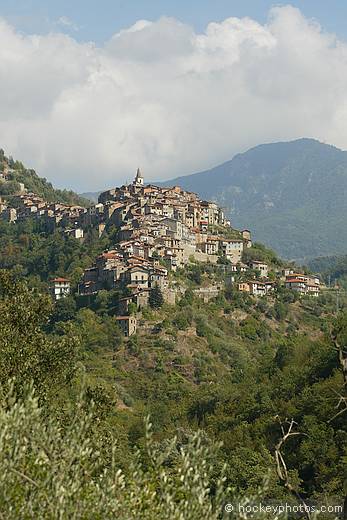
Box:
133 168 144 186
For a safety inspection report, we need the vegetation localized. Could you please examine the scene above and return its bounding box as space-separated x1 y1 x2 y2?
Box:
0 149 89 206
309 254 347 290
0 179 21 195
0 220 110 288
0 248 346 517
0 165 346 515
149 285 164 308
0 390 236 519
0 271 78 402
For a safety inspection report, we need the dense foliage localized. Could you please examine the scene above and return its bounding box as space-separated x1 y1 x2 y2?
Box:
0 220 110 287
0 272 78 402
309 254 347 290
0 186 346 515
1 390 236 519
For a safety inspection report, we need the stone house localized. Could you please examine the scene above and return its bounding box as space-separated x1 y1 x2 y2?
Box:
219 239 243 263
1 207 17 222
250 261 268 278
285 274 320 297
116 316 137 337
65 228 84 240
249 281 267 297
149 267 168 289
49 277 71 301
285 278 307 295
201 236 219 255
238 282 250 293
242 229 251 241
122 266 149 288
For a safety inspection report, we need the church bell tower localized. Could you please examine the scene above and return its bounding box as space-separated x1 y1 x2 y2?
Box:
134 168 144 186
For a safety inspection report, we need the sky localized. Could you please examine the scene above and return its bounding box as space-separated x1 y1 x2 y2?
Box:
1 1 347 190
1 1 347 43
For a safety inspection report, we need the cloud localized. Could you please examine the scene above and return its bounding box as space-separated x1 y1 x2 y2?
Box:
56 16 80 32
0 6 347 191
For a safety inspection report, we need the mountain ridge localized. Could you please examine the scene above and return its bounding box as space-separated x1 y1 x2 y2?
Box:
157 138 347 261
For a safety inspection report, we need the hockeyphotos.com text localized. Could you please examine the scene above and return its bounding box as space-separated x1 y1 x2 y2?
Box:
224 501 344 516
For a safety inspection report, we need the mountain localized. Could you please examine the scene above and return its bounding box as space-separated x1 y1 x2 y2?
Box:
158 138 347 261
79 191 102 203
308 253 347 289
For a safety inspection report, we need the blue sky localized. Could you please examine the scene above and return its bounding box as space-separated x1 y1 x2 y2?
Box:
0 0 346 43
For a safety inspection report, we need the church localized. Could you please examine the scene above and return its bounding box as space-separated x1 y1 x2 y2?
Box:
133 168 144 186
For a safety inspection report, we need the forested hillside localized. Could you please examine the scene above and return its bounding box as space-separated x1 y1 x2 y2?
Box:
0 149 89 206
308 254 347 290
159 139 347 261
0 220 346 516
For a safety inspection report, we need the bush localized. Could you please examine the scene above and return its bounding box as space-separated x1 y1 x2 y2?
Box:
0 180 21 195
0 383 237 519
239 317 258 341
173 313 190 330
273 302 288 321
149 286 164 308
187 265 202 285
195 316 211 338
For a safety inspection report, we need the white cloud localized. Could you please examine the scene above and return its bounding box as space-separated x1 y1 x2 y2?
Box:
56 16 79 32
1 6 347 191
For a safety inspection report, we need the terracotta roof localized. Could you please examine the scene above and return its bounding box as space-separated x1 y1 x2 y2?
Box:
51 277 70 283
128 254 146 261
100 252 119 259
128 265 149 271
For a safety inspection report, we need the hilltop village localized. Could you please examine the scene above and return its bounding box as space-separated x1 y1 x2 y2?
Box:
0 164 322 335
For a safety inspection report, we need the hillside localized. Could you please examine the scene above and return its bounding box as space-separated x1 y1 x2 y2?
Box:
1 254 346 511
158 139 347 261
0 149 89 207
308 254 347 290
0 169 346 511
79 191 101 203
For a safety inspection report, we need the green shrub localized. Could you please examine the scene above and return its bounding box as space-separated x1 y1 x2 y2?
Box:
173 311 192 330
0 383 238 519
273 302 288 321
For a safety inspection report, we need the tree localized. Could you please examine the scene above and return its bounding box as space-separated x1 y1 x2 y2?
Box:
0 180 21 195
0 270 78 402
149 285 164 309
128 302 137 315
51 296 77 324
274 301 288 321
0 386 277 520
